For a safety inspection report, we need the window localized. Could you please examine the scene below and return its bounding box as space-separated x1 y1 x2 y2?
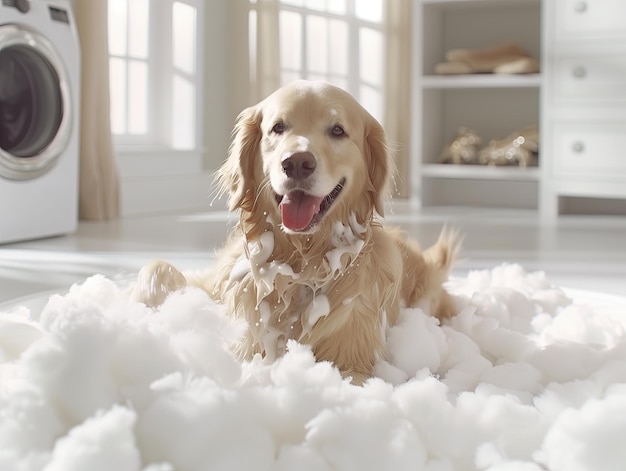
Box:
108 0 204 150
250 0 385 121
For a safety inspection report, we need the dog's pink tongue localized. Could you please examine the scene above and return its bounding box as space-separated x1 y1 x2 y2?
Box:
280 190 323 231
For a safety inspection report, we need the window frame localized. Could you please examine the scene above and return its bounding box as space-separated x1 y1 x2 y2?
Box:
107 0 209 215
252 0 386 121
108 0 206 155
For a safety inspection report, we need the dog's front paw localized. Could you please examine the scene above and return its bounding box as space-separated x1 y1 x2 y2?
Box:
130 260 188 308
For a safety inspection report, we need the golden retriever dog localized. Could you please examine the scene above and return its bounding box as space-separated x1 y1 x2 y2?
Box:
133 80 461 384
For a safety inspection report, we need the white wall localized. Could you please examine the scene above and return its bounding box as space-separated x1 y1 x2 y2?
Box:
203 0 252 173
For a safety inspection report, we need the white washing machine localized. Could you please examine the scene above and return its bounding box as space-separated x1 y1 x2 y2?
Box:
0 0 80 244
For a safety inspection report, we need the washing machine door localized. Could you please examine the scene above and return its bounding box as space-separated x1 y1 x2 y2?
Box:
0 24 73 180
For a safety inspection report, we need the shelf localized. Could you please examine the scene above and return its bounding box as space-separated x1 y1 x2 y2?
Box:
422 74 542 89
384 204 539 224
421 164 540 181
414 0 542 213
422 0 540 9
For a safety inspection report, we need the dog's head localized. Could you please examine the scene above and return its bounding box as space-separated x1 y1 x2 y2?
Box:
217 80 394 236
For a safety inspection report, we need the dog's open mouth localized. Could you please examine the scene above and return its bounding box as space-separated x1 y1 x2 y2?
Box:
276 178 345 232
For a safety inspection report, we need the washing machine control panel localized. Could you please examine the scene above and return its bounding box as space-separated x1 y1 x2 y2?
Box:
2 0 71 24
49 6 69 24
2 0 30 14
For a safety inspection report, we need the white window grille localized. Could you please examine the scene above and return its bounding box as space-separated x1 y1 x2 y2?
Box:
250 0 385 121
108 0 204 151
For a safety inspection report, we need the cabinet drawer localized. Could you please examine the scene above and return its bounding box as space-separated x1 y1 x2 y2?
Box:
553 123 626 177
553 54 626 102
556 0 626 40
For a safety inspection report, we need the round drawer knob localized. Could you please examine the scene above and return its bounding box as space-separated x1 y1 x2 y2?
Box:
574 1 587 13
572 141 585 153
572 66 587 78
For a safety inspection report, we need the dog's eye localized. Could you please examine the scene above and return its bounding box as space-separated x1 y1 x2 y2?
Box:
271 121 286 134
331 124 346 137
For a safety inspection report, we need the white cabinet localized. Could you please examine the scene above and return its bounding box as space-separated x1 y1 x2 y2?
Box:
410 0 543 212
555 0 626 40
410 0 626 218
542 0 626 217
552 51 626 103
553 123 626 178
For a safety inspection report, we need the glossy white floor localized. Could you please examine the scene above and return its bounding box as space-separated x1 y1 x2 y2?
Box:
1 208 625 310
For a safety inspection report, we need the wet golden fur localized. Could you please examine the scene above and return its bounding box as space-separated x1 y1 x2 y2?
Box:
134 81 461 384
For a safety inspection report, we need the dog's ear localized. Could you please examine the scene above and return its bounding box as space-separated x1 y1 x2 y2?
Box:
216 105 262 212
364 118 394 216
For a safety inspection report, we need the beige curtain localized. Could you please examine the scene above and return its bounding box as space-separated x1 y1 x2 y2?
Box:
384 0 412 198
73 0 120 220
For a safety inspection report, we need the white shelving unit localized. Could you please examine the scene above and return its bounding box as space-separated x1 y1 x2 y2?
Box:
541 0 626 218
410 0 543 212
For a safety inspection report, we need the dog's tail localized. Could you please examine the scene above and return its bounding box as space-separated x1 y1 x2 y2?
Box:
421 225 464 319
424 225 463 277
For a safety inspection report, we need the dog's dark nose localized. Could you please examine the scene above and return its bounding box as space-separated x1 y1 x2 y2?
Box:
282 152 316 180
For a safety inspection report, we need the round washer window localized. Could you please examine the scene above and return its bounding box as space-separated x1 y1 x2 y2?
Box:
0 25 72 180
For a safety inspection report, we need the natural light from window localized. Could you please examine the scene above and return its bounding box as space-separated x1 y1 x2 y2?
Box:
253 0 385 121
108 0 149 136
108 0 200 150
172 2 197 149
